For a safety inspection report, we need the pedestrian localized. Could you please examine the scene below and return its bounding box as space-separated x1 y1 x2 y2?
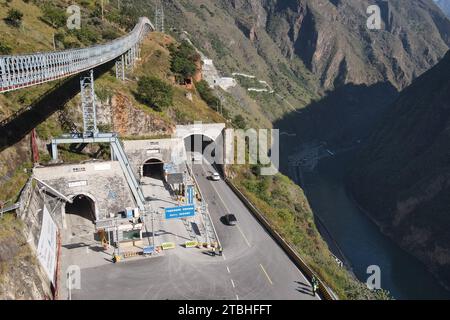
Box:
311 276 319 296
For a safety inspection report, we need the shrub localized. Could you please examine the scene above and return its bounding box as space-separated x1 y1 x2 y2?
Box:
0 43 12 55
136 76 174 112
5 9 23 27
196 80 221 108
233 115 247 129
169 41 199 80
41 4 67 28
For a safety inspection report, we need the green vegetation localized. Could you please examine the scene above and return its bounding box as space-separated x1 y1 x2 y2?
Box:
169 40 199 81
40 3 66 28
0 42 12 55
4 8 23 27
195 80 220 108
232 114 247 129
0 162 32 204
136 76 174 112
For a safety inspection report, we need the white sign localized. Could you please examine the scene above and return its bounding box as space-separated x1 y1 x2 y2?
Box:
37 206 58 284
68 180 87 188
94 164 111 171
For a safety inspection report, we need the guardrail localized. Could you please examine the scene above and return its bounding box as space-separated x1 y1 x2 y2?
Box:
186 162 221 249
224 177 336 300
0 17 154 93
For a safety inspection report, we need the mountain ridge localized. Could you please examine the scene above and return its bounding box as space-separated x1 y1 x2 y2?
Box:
349 49 450 288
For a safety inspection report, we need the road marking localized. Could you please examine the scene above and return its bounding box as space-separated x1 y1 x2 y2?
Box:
226 266 231 274
231 279 236 289
236 295 240 301
237 225 251 248
222 253 227 261
260 264 273 285
201 166 251 247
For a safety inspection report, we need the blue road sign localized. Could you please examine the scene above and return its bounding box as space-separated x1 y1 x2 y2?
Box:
186 185 195 205
143 246 155 255
165 205 196 220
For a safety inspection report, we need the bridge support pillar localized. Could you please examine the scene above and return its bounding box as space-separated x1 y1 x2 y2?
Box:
116 55 125 81
80 69 98 138
52 141 59 161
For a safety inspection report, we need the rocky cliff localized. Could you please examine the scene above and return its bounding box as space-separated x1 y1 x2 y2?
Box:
227 0 450 90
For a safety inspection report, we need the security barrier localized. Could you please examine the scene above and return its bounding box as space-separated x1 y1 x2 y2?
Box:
161 242 176 250
185 241 198 248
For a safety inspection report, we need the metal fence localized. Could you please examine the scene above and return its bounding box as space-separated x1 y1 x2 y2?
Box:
0 18 154 93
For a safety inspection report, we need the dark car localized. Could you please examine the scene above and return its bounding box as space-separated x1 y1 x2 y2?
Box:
224 214 238 226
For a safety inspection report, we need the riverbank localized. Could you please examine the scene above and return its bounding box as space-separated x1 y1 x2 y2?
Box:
345 170 450 295
300 151 450 299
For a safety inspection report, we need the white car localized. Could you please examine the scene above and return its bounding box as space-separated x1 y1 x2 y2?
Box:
211 172 221 181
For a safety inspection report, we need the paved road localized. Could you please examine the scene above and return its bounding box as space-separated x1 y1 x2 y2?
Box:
71 159 317 300
191 160 317 300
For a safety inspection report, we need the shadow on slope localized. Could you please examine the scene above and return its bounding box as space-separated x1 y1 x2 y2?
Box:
275 82 399 173
0 61 115 152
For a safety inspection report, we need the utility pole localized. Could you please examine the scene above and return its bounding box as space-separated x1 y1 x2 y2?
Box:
101 0 104 21
155 0 165 33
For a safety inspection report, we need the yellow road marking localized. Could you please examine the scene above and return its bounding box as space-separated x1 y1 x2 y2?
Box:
260 264 273 285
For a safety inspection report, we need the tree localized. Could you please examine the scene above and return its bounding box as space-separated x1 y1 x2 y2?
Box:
233 115 247 129
5 9 23 27
169 41 199 80
136 76 174 112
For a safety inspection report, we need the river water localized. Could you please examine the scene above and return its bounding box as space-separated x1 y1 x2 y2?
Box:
300 152 450 300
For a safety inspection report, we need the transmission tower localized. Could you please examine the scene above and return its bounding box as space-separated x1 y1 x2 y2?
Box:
155 0 165 33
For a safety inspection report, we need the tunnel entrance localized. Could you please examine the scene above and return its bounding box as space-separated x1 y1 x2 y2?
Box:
184 135 216 158
65 195 96 223
143 158 165 180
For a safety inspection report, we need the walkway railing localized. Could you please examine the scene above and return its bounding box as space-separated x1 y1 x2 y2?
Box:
0 18 154 93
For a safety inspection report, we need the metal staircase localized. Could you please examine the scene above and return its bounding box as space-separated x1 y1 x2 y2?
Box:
110 137 146 211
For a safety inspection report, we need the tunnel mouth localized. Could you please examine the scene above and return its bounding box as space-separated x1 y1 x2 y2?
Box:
184 135 216 158
65 194 96 223
143 158 165 180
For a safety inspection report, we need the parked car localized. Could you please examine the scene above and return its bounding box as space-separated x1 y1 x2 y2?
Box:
224 214 238 226
211 172 221 181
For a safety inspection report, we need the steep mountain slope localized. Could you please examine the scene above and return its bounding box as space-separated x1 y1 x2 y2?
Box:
350 51 450 288
158 0 450 95
435 0 450 18
259 0 450 90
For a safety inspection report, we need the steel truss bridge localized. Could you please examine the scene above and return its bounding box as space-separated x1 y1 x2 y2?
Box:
0 17 154 94
0 17 155 212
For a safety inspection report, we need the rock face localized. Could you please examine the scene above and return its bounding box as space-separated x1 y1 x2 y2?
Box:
0 217 51 300
223 0 450 90
97 93 174 137
349 51 450 288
